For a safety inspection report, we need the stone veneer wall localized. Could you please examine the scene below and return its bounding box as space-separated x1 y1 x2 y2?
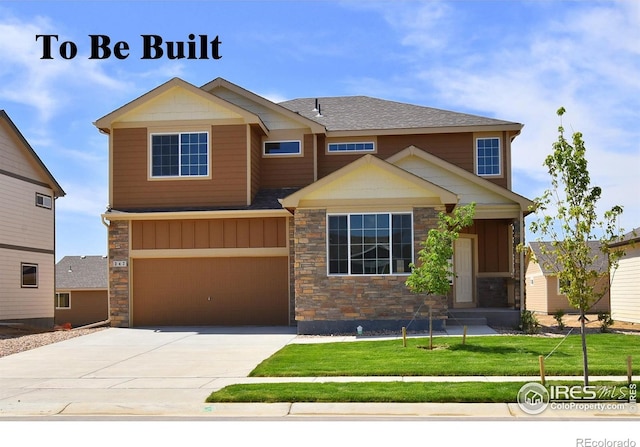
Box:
108 220 130 327
288 215 296 325
294 207 446 335
512 216 523 310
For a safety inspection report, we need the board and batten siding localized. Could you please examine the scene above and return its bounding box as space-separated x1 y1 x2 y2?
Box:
610 245 640 324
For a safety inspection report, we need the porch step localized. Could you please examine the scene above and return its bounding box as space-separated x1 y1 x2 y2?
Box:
447 309 521 328
447 317 488 326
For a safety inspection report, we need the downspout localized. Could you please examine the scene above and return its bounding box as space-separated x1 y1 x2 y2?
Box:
74 215 113 330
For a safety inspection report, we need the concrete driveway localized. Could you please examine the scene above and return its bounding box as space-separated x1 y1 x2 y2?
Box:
0 326 297 417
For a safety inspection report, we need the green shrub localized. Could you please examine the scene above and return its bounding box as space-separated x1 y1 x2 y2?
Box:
520 310 540 334
598 312 614 333
553 310 566 330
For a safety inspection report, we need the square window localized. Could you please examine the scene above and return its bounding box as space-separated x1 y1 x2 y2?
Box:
55 292 70 309
21 263 38 288
151 132 208 178
35 193 52 209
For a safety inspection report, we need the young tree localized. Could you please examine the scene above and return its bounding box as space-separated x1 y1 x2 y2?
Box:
406 202 476 298
526 107 625 386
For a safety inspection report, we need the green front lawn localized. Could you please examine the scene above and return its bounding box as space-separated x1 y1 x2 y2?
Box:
250 333 639 377
206 381 635 403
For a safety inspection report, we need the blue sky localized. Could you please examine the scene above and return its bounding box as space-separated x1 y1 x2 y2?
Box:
1 0 638 261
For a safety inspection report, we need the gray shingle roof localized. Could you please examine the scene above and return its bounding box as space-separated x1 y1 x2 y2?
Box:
609 227 640 247
56 256 108 290
529 241 609 275
278 96 520 132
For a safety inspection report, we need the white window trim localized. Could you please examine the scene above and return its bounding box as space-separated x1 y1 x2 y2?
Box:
326 212 414 277
21 263 38 288
475 137 502 177
149 131 211 179
327 141 376 154
263 140 302 157
55 292 71 309
35 192 52 209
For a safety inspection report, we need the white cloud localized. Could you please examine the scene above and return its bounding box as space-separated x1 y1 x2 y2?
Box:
0 12 130 122
354 1 640 234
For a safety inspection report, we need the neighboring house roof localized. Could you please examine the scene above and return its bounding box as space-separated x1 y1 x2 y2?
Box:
0 110 66 197
279 96 523 133
528 241 609 275
608 227 640 248
56 256 108 290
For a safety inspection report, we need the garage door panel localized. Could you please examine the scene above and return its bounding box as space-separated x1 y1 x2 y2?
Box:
132 257 288 326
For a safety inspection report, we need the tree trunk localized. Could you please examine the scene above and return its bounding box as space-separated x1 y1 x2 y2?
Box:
580 308 589 386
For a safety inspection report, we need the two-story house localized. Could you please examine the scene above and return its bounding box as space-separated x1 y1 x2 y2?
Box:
1 110 65 328
95 77 532 334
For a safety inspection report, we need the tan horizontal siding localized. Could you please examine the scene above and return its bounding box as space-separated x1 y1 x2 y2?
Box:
55 290 108 327
111 125 248 210
611 247 640 323
260 133 315 188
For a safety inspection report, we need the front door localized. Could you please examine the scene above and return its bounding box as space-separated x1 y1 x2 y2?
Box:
453 237 474 307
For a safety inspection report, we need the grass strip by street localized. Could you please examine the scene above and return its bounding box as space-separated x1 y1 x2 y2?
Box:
249 334 639 377
206 381 634 403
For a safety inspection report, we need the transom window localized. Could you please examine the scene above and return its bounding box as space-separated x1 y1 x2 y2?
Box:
21 263 38 288
55 292 70 309
151 132 209 177
476 137 501 176
328 213 413 275
264 140 301 155
328 142 375 153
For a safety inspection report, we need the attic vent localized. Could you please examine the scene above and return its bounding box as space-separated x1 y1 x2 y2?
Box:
81 255 86 259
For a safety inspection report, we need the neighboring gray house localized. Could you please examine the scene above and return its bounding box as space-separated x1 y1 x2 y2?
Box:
55 255 108 327
525 241 610 314
609 228 640 324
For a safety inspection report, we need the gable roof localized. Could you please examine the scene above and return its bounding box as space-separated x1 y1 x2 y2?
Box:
528 241 609 275
0 110 65 197
280 153 458 210
202 77 326 133
93 77 268 133
387 146 533 215
279 96 523 134
56 255 108 290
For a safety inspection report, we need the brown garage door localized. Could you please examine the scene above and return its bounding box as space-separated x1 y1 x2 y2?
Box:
132 257 289 326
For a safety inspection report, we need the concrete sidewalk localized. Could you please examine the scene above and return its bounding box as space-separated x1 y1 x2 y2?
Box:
0 326 637 419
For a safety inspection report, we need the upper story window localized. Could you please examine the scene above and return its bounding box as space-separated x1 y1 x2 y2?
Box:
476 137 501 176
150 132 209 178
21 263 38 288
35 193 52 209
328 142 375 153
328 213 413 276
264 140 301 156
